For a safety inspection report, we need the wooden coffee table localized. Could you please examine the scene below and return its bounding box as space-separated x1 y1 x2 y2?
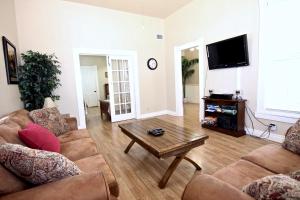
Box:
118 118 209 188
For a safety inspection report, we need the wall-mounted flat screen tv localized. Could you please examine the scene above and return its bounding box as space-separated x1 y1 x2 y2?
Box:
206 34 249 70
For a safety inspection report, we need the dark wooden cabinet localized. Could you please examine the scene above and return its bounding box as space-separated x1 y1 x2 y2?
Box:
202 97 246 137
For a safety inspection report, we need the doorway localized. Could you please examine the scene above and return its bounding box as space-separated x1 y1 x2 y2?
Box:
181 47 200 119
174 39 206 123
79 55 108 123
74 49 140 128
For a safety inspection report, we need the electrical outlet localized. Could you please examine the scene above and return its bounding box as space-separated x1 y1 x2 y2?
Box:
269 123 277 131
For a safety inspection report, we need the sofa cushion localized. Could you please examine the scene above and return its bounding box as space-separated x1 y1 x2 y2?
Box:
242 144 300 174
0 119 24 145
242 174 300 200
57 129 90 143
63 117 78 131
0 143 81 185
0 164 29 196
182 173 254 200
18 123 60 152
60 138 98 161
29 107 69 136
0 172 111 200
213 160 274 189
75 154 119 197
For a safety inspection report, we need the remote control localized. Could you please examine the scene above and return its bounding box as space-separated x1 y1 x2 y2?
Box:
147 128 165 136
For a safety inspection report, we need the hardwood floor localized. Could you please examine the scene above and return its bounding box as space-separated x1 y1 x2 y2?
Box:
86 104 272 200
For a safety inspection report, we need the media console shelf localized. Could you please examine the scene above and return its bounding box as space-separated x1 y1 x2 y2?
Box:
202 97 246 137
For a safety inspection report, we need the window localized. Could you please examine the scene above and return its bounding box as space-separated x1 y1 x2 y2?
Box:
257 0 300 123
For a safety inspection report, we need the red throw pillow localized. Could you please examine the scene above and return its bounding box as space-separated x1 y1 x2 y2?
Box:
18 123 60 152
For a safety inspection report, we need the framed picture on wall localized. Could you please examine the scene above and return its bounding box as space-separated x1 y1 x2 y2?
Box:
2 36 18 84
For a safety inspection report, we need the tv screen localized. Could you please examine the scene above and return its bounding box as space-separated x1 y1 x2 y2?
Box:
206 34 249 70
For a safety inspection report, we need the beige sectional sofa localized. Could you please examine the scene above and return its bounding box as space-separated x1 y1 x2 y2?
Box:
0 109 119 200
182 142 300 200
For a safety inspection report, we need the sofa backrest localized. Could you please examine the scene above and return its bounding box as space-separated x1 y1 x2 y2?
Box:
0 120 24 145
0 163 29 196
7 109 33 128
0 135 30 196
0 110 33 196
0 109 32 145
0 136 5 144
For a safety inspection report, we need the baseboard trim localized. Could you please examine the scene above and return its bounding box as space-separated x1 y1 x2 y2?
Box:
165 110 177 116
138 110 177 119
245 127 285 143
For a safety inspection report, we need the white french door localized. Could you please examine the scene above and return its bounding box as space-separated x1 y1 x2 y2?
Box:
107 56 136 122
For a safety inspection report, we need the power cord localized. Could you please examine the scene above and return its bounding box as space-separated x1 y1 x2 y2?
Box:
245 104 268 127
246 105 254 135
245 103 272 139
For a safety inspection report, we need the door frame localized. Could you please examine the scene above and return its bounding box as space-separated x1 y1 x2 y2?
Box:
174 38 206 122
73 48 140 128
80 65 100 107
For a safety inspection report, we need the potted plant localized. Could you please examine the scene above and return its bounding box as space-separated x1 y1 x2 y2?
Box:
182 56 199 103
18 51 61 111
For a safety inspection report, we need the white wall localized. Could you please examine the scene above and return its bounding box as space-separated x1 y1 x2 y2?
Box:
14 0 166 126
0 0 23 116
165 0 291 135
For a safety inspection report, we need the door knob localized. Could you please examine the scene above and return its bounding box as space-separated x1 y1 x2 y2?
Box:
94 91 96 92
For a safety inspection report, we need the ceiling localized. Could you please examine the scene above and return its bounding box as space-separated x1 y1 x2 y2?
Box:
64 0 193 18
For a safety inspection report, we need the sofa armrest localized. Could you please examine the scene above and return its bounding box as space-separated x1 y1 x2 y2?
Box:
64 117 78 131
0 172 110 200
182 174 254 200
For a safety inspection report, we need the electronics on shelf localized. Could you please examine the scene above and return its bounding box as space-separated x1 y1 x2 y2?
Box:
209 93 233 100
202 97 246 137
205 104 237 115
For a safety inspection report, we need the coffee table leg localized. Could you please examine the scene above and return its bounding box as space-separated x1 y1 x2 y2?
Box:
158 153 187 189
124 140 135 154
184 157 202 170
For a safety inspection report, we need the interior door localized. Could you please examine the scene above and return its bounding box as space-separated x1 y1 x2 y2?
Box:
107 56 135 122
80 66 99 107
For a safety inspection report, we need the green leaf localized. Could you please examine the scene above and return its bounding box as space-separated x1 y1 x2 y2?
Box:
181 56 199 98
18 51 61 111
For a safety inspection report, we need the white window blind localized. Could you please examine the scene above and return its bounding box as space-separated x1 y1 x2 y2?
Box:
258 0 300 119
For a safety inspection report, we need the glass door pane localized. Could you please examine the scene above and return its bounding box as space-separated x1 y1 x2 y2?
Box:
108 56 135 122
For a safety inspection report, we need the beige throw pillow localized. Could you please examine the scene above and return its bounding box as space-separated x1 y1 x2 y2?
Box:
242 174 300 200
0 143 81 185
289 170 300 181
29 107 69 136
282 119 300 155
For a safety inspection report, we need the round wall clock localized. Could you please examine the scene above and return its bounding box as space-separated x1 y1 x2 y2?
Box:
147 58 158 70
